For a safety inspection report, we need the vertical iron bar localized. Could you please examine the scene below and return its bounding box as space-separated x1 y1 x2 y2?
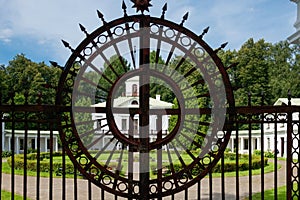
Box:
197 180 201 200
221 153 225 200
274 114 278 199
128 115 134 200
101 188 104 200
248 94 252 200
298 113 300 200
260 113 265 200
11 111 15 200
139 15 150 200
62 147 66 200
49 124 54 200
248 122 252 200
209 172 213 200
0 111 2 199
235 122 239 199
286 97 293 200
157 115 163 200
23 112 28 200
36 122 41 200
185 188 188 199
88 180 92 200
74 168 78 200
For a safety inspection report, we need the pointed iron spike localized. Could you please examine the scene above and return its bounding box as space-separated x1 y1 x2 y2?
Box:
204 26 210 34
161 3 167 19
97 10 106 23
180 12 189 26
97 10 103 18
61 40 70 48
199 26 210 38
122 1 128 16
163 3 167 11
221 42 228 49
122 0 127 9
183 12 189 20
61 40 74 52
79 23 89 36
214 42 228 52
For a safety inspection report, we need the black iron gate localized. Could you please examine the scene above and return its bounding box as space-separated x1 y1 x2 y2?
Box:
0 1 299 199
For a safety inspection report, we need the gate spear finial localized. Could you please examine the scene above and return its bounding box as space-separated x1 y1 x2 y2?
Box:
180 12 189 26
161 3 167 19
122 1 128 17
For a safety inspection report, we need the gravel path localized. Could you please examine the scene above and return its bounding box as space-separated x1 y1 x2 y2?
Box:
1 159 286 200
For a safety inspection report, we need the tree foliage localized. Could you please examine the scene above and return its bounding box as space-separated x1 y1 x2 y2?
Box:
219 38 300 106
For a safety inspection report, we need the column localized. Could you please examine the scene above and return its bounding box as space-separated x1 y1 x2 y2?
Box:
45 137 48 152
35 137 37 150
231 137 234 152
240 137 244 153
55 137 58 152
16 137 19 154
257 137 261 151
8 136 11 152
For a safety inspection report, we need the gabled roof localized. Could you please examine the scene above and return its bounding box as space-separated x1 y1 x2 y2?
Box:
274 98 300 106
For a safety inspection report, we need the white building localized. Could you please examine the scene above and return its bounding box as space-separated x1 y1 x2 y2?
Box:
2 130 59 154
225 98 300 158
90 76 173 150
288 0 300 44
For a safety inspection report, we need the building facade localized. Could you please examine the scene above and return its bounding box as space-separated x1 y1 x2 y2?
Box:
91 76 173 151
2 129 59 154
288 0 300 44
224 98 300 158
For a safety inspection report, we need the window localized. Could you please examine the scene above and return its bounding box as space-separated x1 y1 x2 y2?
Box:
122 119 127 131
20 139 24 150
31 139 35 149
244 138 248 150
47 139 50 150
131 100 138 105
132 84 138 96
133 119 138 134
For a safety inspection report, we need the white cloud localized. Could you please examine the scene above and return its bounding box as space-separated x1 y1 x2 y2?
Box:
0 0 297 64
0 28 13 43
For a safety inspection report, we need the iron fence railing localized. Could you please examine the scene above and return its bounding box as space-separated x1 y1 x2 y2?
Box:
0 94 299 199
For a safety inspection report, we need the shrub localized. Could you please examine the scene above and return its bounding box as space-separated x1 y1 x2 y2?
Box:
7 153 75 174
163 154 268 175
2 151 12 158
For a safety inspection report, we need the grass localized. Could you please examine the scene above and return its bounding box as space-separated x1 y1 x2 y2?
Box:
1 190 29 200
3 152 279 179
212 162 278 178
2 160 75 178
244 185 287 200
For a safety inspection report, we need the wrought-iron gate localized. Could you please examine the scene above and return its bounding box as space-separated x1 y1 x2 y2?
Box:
0 1 299 199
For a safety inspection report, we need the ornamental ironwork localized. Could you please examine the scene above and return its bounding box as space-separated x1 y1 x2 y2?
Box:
56 1 235 199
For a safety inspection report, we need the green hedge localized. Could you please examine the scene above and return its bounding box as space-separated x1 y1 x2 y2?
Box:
163 154 268 176
7 153 74 174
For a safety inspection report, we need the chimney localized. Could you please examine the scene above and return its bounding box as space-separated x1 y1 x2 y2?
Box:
156 95 161 101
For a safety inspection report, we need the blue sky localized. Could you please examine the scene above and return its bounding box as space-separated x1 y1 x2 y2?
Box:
0 0 297 66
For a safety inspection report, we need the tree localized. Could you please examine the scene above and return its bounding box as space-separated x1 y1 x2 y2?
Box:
97 55 131 102
269 41 300 102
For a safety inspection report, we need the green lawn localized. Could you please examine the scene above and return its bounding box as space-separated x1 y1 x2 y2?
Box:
248 184 298 200
1 190 30 200
212 162 278 178
245 185 286 200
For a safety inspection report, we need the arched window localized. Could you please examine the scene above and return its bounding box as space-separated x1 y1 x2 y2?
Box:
131 100 138 105
132 84 138 96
